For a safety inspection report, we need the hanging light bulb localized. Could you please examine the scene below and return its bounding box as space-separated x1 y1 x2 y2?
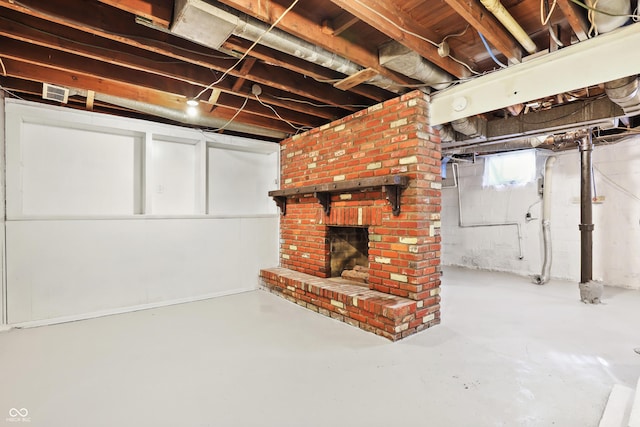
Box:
186 99 199 107
187 106 198 117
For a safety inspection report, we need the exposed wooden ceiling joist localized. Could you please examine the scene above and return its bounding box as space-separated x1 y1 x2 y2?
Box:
443 0 522 63
333 68 378 91
215 0 420 86
0 2 355 118
556 0 590 42
1 58 297 134
329 0 471 78
0 36 322 129
322 11 360 37
232 58 257 92
222 36 393 103
97 0 173 27
43 0 397 104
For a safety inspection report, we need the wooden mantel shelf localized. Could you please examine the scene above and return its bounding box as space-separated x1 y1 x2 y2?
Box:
269 175 409 216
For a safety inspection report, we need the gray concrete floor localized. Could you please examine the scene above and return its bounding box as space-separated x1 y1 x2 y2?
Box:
1 266 639 427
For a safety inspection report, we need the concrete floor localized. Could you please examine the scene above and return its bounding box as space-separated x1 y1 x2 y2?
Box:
1 267 639 427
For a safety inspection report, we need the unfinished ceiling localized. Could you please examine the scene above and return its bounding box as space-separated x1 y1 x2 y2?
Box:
0 0 638 149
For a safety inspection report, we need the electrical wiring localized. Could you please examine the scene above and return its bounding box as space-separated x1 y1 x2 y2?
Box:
199 96 249 133
547 22 564 47
351 0 437 48
593 164 640 202
193 0 300 101
588 0 600 36
269 95 370 109
351 0 480 76
448 54 482 76
569 0 640 18
0 85 26 100
477 32 508 69
2 16 236 64
311 76 343 84
540 0 558 25
255 93 311 132
441 24 471 43
11 0 242 62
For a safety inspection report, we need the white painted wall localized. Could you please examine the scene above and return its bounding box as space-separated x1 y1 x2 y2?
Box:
442 137 640 290
3 100 280 325
0 93 6 327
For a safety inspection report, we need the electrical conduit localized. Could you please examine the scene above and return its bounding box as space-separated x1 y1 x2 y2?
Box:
454 163 524 260
533 156 556 284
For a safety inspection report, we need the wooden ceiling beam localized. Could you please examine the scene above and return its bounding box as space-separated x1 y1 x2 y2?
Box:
334 68 378 91
443 0 522 63
556 0 589 42
0 37 322 128
329 0 471 78
8 0 392 103
322 12 360 37
215 0 419 86
86 90 95 110
0 0 363 114
222 36 393 103
96 0 173 27
231 57 257 92
1 58 296 134
0 7 347 120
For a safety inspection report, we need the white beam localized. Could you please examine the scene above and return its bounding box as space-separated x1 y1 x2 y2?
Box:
430 23 640 126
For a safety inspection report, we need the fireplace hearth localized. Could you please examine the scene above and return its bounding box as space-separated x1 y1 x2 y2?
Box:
260 90 441 341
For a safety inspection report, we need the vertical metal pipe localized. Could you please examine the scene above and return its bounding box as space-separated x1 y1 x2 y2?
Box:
579 135 594 284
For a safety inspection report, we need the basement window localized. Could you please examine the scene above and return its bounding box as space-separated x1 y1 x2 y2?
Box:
482 149 536 188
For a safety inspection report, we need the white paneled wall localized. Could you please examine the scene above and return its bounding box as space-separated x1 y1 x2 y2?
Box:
442 137 640 290
2 100 280 326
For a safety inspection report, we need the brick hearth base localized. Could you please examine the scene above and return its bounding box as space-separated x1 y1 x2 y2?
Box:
260 268 438 341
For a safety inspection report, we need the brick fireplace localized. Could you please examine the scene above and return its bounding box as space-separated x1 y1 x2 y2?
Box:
260 90 441 341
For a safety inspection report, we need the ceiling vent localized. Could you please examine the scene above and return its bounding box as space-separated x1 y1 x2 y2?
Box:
42 83 69 104
171 0 239 49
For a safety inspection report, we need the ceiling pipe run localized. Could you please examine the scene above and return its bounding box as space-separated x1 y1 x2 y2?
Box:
533 156 556 285
480 0 537 54
171 0 405 92
69 89 287 139
378 41 453 90
605 75 640 116
586 0 631 34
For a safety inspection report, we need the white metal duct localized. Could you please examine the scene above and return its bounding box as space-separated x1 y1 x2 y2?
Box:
170 0 403 92
378 41 452 90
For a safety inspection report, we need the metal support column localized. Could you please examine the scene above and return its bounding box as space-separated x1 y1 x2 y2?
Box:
579 135 593 284
578 132 602 303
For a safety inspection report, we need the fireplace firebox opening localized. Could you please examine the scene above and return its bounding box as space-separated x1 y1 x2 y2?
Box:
328 226 369 284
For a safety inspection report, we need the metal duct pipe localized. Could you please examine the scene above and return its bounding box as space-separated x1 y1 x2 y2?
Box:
605 75 640 116
451 116 484 137
480 0 537 54
70 89 287 139
434 124 456 143
578 134 603 303
586 0 631 33
533 156 556 285
378 41 453 90
171 0 403 92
